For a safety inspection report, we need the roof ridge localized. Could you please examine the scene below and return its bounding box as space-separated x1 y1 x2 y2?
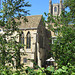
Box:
26 15 42 17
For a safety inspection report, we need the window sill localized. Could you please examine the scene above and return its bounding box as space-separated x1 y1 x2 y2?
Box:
25 48 32 52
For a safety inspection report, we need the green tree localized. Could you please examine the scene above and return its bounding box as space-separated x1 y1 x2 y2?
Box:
0 0 31 69
64 0 75 21
45 0 75 67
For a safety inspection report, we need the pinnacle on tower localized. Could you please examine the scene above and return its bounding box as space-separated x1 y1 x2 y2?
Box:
49 0 52 3
49 0 52 14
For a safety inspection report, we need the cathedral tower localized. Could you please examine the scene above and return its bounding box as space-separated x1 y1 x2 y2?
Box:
49 0 64 16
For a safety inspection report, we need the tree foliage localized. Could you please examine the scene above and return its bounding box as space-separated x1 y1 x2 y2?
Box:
64 0 75 20
44 0 75 67
0 0 31 68
0 0 75 74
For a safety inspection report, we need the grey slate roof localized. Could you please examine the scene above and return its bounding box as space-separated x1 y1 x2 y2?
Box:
17 15 43 29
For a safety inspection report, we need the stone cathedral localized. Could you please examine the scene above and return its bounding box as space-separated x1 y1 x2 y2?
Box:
0 0 64 68
49 0 64 44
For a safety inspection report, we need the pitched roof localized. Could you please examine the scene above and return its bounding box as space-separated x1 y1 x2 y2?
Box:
17 15 43 29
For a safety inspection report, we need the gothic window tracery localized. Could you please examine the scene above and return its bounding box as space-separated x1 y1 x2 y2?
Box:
26 31 31 48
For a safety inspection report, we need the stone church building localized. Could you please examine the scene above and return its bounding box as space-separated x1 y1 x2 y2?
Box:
18 15 51 68
19 0 64 68
0 0 64 68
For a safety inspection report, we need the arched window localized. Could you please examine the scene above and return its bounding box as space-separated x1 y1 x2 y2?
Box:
20 32 24 44
23 58 27 63
26 31 31 48
54 7 57 12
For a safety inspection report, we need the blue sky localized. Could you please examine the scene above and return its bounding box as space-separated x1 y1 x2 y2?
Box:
0 0 53 17
27 0 64 16
0 0 69 16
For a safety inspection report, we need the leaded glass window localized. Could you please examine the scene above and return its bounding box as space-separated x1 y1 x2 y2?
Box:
54 7 57 12
20 32 24 44
23 58 27 63
26 32 31 48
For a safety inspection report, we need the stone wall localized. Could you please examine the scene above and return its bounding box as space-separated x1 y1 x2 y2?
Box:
20 29 37 68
